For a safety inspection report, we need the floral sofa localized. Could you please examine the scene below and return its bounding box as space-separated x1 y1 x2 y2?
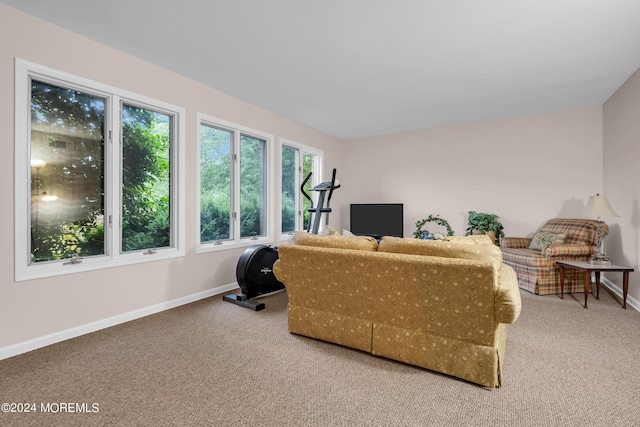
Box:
500 218 607 295
272 233 521 388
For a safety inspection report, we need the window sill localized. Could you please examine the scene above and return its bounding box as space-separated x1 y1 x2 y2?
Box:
196 236 274 254
15 248 185 282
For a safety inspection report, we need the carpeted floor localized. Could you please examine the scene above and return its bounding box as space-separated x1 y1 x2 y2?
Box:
1 286 639 426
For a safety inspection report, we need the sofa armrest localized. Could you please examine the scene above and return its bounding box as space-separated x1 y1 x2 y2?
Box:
273 259 284 282
494 264 521 324
500 237 531 249
541 244 596 257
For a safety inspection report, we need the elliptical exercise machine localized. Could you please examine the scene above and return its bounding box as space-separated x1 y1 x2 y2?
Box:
224 169 340 310
301 168 340 234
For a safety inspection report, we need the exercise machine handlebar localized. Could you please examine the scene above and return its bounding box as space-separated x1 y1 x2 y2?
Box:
300 168 339 234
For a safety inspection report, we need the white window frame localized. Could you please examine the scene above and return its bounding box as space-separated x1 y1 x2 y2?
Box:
278 139 324 241
196 113 275 253
14 59 185 281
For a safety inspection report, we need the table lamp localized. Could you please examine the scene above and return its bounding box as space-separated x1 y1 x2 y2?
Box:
581 193 618 265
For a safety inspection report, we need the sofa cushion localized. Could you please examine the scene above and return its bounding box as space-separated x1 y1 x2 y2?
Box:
377 235 502 269
292 232 379 251
528 231 566 250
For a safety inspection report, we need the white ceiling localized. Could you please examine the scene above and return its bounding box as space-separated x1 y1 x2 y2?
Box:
3 0 640 139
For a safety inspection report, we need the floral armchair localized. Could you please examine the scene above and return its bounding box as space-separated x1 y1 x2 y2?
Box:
500 218 607 295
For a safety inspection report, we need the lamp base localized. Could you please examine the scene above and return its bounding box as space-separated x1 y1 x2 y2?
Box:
589 254 611 266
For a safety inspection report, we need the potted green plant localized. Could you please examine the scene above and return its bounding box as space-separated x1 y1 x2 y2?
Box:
465 211 505 245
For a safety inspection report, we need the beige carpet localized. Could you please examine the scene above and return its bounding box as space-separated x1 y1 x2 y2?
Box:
1 286 640 426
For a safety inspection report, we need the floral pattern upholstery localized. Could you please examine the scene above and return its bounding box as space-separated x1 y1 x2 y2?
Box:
500 218 606 295
273 234 521 388
292 231 379 251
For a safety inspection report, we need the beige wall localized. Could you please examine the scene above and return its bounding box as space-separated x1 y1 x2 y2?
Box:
603 67 640 304
339 107 604 240
0 4 342 352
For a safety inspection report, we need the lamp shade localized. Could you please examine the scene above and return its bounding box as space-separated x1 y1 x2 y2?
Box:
582 193 618 219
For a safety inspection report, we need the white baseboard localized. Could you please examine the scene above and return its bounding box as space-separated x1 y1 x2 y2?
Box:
601 277 639 312
0 282 239 361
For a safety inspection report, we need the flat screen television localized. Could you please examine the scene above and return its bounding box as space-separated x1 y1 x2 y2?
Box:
350 203 403 239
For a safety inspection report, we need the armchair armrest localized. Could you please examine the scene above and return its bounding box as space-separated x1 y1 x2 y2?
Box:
500 237 531 249
541 244 596 257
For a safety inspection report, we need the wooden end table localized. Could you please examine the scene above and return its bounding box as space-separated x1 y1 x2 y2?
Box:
557 261 634 309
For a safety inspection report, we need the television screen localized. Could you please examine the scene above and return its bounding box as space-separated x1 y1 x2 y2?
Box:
350 204 403 239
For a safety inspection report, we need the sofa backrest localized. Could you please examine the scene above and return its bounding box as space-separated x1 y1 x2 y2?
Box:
377 235 503 270
291 231 379 251
275 244 500 346
539 218 607 245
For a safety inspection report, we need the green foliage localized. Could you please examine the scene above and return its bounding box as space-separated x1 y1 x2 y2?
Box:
281 146 296 233
30 81 105 262
121 105 171 252
239 135 265 237
30 81 172 261
39 213 104 260
240 190 262 237
200 125 232 241
281 195 296 233
199 129 267 240
31 80 105 141
302 153 313 231
280 148 314 233
200 192 231 242
465 211 505 244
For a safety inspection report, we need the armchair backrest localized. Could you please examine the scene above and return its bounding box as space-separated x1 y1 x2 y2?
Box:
539 218 607 245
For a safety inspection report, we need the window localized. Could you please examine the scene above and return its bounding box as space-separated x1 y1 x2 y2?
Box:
28 80 106 263
199 125 232 242
239 135 267 238
121 104 173 252
197 114 274 252
15 59 185 281
280 140 323 237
